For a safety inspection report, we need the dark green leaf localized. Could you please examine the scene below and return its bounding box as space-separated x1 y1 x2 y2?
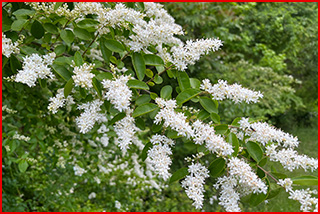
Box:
135 117 145 130
208 157 226 177
52 64 72 81
143 54 164 66
140 142 152 161
160 85 173 99
135 94 151 106
231 117 241 127
104 39 125 53
228 133 239 156
74 51 83 66
267 183 282 199
60 29 74 45
43 23 59 34
152 122 163 133
92 77 102 98
77 18 99 32
214 124 228 135
197 109 210 120
100 38 112 64
18 160 28 173
132 103 159 118
177 71 190 91
96 72 113 81
291 176 318 186
10 55 22 73
246 141 263 163
74 27 92 40
210 112 220 124
199 97 218 113
64 78 74 98
54 44 66 56
39 79 47 88
176 88 201 106
132 53 146 81
108 112 126 126
31 20 44 39
169 167 188 184
271 172 288 179
127 79 149 90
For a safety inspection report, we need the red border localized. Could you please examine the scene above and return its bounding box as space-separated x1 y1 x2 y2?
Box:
1 1 319 214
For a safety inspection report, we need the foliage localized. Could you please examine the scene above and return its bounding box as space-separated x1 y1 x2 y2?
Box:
2 2 318 212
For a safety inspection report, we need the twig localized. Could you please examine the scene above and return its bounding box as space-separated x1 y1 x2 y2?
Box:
146 64 174 84
82 32 99 57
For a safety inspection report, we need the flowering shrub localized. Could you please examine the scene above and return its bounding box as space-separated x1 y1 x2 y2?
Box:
2 2 318 212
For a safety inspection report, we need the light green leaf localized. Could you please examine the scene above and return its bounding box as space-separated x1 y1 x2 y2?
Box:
104 39 125 53
96 72 113 81
197 109 210 120
74 51 83 66
246 141 263 163
132 103 159 118
60 29 74 45
99 38 112 64
199 97 218 114
169 167 188 184
176 88 201 106
13 9 35 17
18 160 29 173
127 79 149 90
160 85 172 99
136 94 151 106
74 27 92 40
228 133 239 156
208 157 226 177
291 176 318 186
143 54 164 66
92 77 102 98
43 23 59 34
154 74 163 84
52 64 72 81
214 124 228 135
132 53 146 81
190 78 201 89
54 44 66 56
11 19 27 31
210 112 220 124
64 78 74 98
77 18 99 32
177 71 190 91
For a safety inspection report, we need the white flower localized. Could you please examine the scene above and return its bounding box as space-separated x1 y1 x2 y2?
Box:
15 53 56 87
102 75 132 112
115 200 121 209
155 98 194 138
2 33 20 57
192 120 233 156
73 164 86 176
239 117 299 147
72 63 95 89
12 132 30 141
201 79 263 104
48 88 74 114
181 163 209 209
75 100 105 133
146 134 175 181
88 192 96 199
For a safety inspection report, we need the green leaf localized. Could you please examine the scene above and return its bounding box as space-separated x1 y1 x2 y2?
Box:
11 19 27 31
136 2 145 11
54 2 64 10
160 85 173 99
77 18 100 32
74 51 83 66
127 79 149 90
291 176 318 186
10 55 22 73
136 94 151 106
271 172 288 179
108 112 126 126
92 77 102 98
176 88 201 106
18 160 29 173
52 64 72 81
96 72 113 81
208 157 226 177
54 44 66 56
139 142 152 161
74 27 92 40
214 124 228 135
31 21 44 39
135 117 145 130
150 92 158 100
228 133 239 156
197 109 210 120
60 29 74 45
267 183 282 199
99 38 112 64
154 74 163 84
13 9 35 17
231 117 241 127
152 122 163 133
143 54 164 66
190 78 201 89
246 141 263 163
249 192 268 206
199 97 218 114
132 53 146 81
210 112 220 124
145 69 153 78
132 103 159 118
169 167 188 184
43 23 59 34
39 79 47 88
177 71 190 91
104 39 125 53
64 78 74 98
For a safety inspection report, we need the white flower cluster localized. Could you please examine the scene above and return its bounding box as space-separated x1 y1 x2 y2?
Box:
75 100 105 133
214 176 241 212
201 79 263 104
214 157 267 212
238 117 299 147
96 124 109 147
88 192 96 199
72 63 95 89
2 105 18 114
114 112 140 153
228 157 268 194
181 162 209 209
102 75 132 112
171 38 223 71
48 88 74 114
154 98 194 138
12 132 30 141
73 164 86 176
15 53 56 87
2 33 20 58
193 120 233 156
266 144 318 172
278 178 318 212
146 134 175 181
